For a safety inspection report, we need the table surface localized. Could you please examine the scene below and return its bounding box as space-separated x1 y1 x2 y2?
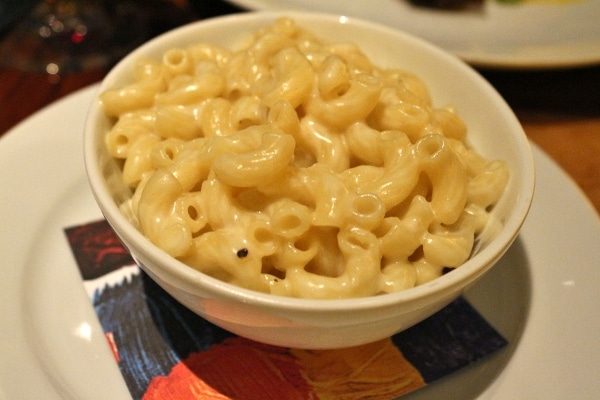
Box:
1 1 599 217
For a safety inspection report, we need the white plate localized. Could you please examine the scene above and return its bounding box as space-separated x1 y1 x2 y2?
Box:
1 85 599 399
226 0 600 69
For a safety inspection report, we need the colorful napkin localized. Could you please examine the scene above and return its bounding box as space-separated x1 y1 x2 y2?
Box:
65 219 507 400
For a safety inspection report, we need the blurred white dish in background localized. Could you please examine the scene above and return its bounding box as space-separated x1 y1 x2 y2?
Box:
225 0 600 68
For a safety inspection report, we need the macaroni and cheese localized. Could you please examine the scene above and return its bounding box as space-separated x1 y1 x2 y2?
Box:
100 18 509 299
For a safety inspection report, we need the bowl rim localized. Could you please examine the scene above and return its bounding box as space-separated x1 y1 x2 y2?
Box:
84 10 535 313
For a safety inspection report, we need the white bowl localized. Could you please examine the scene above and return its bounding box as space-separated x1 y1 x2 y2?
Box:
84 11 534 349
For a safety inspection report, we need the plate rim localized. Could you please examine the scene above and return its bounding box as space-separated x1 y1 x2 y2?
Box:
1 82 600 398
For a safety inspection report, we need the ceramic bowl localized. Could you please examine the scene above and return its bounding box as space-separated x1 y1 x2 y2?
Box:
84 11 534 349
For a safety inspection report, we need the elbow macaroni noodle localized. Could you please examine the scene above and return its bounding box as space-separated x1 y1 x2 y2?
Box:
100 18 509 299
